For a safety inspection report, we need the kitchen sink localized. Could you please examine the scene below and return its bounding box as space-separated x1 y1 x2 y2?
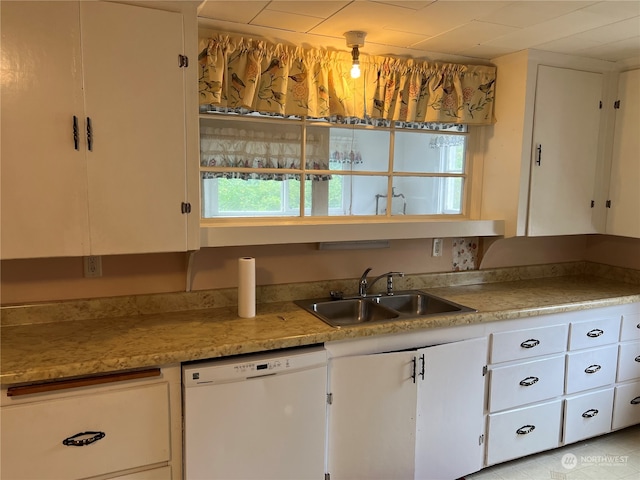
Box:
295 290 475 328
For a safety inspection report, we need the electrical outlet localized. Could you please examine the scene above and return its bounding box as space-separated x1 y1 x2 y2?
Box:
432 238 443 257
84 255 102 278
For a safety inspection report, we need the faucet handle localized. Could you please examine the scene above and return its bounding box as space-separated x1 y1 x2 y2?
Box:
385 271 405 294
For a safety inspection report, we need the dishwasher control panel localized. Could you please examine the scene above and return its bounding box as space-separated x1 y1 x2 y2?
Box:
183 346 327 386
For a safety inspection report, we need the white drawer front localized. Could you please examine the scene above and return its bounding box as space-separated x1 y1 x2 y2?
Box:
565 344 618 394
563 388 614 445
487 399 562 466
490 324 568 364
620 313 640 342
612 381 640 430
617 341 640 382
569 316 620 350
0 383 170 480
112 466 172 480
489 355 565 412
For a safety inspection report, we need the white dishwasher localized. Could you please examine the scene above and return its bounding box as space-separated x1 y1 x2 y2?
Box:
182 346 327 480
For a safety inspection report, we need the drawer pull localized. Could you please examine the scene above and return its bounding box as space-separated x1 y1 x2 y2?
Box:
631 396 640 405
516 425 535 435
62 431 105 447
586 328 604 338
582 409 599 418
519 376 539 387
520 339 540 349
584 364 601 374
635 355 640 363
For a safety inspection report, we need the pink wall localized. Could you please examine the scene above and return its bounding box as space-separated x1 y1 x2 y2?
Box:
1 235 638 305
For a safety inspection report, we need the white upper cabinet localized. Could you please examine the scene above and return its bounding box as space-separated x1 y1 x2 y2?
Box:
528 66 602 236
606 69 640 238
1 1 197 259
481 50 614 237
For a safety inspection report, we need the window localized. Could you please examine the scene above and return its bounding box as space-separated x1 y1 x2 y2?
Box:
200 112 468 220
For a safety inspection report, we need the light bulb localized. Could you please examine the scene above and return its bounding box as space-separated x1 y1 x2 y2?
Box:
350 62 361 79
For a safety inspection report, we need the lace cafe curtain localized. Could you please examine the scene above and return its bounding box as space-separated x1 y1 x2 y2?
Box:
198 34 497 125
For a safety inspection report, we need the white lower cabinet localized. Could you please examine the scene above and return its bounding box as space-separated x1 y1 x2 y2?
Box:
487 399 563 466
0 367 181 480
617 341 640 382
612 381 640 430
326 337 487 480
563 388 614 444
565 344 618 394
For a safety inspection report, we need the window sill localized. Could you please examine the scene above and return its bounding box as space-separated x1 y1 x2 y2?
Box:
199 218 505 247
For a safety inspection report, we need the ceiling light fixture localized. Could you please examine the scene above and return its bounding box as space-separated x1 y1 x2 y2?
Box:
344 31 366 79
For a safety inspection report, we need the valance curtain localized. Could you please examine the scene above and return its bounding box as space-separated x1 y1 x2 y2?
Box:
198 34 497 125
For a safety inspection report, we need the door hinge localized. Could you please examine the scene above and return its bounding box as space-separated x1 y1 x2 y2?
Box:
325 474 331 480
606 200 612 208
327 393 333 405
591 200 595 208
479 434 485 446
181 202 192 214
614 100 621 109
599 100 603 109
178 54 189 67
482 365 488 376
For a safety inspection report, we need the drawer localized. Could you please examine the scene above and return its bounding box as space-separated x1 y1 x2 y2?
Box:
569 316 620 350
612 381 640 430
0 382 170 480
489 355 565 412
112 466 172 480
563 388 614 445
490 324 568 364
486 399 562 466
620 313 640 342
617 341 640 382
565 344 617 394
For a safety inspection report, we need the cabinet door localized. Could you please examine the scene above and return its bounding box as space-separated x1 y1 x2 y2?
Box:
607 69 640 238
80 2 188 255
0 1 90 259
327 351 417 479
415 337 488 480
528 66 603 236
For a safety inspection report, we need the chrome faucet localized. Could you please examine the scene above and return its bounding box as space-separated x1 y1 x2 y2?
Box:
358 268 405 296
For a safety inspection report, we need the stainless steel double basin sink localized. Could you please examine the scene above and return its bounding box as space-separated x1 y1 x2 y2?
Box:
294 290 475 328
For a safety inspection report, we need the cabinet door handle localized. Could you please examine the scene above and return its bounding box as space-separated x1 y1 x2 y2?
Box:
635 355 640 363
411 357 416 384
520 339 540 349
535 144 542 166
519 376 539 387
419 354 425 381
582 409 599 418
86 117 93 151
62 431 105 447
516 425 535 435
584 364 601 374
636 322 640 329
586 328 604 338
73 115 79 150
631 396 640 405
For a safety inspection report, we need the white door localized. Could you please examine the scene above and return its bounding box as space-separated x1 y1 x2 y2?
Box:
415 337 488 480
0 1 90 259
528 65 603 236
80 2 188 255
327 351 417 479
607 69 640 238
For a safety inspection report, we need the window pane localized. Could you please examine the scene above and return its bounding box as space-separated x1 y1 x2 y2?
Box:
391 177 464 215
306 175 388 216
201 177 300 217
393 131 466 173
306 126 390 172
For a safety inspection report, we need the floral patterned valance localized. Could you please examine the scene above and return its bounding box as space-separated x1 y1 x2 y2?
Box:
198 34 496 125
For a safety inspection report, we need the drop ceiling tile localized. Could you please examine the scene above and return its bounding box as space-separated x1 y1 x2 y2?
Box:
570 17 640 44
372 1 435 9
251 9 324 32
266 1 350 19
198 1 269 23
457 43 518 60
534 36 603 55
581 1 640 21
477 1 595 28
576 36 640 61
412 20 518 54
376 29 432 49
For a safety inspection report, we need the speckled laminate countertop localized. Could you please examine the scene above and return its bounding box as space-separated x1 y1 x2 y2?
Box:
2 266 640 386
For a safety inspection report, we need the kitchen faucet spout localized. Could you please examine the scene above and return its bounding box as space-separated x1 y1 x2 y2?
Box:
358 268 405 296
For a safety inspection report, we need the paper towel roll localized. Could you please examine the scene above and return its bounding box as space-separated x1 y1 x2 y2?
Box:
238 257 256 318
